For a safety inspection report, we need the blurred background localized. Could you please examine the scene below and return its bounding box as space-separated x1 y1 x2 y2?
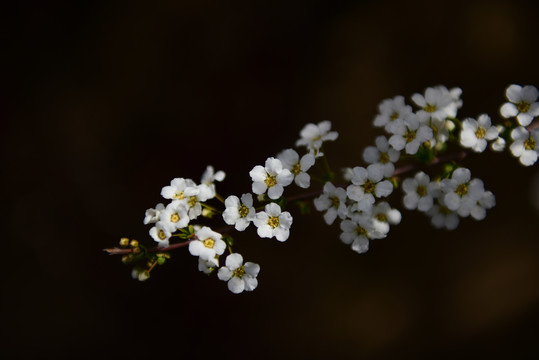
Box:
4 0 539 358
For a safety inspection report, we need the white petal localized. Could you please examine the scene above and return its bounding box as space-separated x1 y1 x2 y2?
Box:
500 103 518 118
225 253 243 269
218 267 232 281
227 277 245 294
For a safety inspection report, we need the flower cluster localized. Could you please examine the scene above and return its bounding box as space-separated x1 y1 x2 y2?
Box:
108 84 539 294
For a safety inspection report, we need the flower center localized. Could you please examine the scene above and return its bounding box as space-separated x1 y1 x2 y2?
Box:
355 225 368 236
188 196 198 207
524 137 536 150
291 163 302 176
440 206 451 215
456 183 468 197
376 213 387 222
390 112 399 121
265 174 277 187
203 238 215 249
158 230 167 240
404 129 416 143
238 204 249 218
416 185 427 197
233 265 246 278
330 196 340 208
170 213 180 223
424 104 437 113
379 152 390 164
174 191 185 200
268 216 280 229
517 101 530 113
475 127 486 139
362 180 376 194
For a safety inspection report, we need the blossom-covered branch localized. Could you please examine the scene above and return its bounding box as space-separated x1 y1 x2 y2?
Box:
105 83 539 294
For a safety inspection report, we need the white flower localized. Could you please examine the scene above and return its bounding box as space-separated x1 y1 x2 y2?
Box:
188 226 226 261
459 114 499 152
143 203 165 225
185 184 214 219
425 117 450 148
362 136 400 177
200 165 225 198
295 120 338 157
339 213 385 254
277 149 316 188
510 127 539 166
160 178 199 201
249 157 293 199
402 172 440 212
491 125 506 152
372 96 413 131
222 193 256 231
149 222 172 247
253 202 293 242
441 168 485 215
469 191 496 221
217 253 260 294
369 201 401 235
313 182 348 225
198 257 219 275
388 113 433 155
411 85 462 120
346 164 394 212
500 84 539 126
159 200 190 231
426 198 460 230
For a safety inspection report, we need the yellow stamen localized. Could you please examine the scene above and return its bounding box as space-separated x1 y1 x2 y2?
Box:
203 238 215 249
268 216 280 229
265 175 277 187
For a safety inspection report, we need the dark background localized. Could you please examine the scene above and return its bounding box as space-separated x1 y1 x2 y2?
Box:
4 0 539 358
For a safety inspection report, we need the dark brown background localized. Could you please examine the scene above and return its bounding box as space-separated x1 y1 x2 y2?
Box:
4 0 539 358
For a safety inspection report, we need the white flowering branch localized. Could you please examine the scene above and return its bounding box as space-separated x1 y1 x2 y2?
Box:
105 84 539 293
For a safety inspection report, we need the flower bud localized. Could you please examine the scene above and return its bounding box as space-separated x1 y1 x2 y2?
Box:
119 237 130 247
129 239 139 247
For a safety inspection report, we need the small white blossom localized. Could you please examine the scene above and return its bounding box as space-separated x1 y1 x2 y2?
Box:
441 168 485 215
339 213 385 254
342 167 354 182
459 114 499 152
161 178 199 201
362 136 400 177
411 85 462 121
143 203 165 225
295 120 338 157
253 202 293 242
491 125 506 152
500 84 539 126
198 257 219 275
222 193 256 231
149 222 172 247
402 171 439 212
346 164 394 212
369 201 401 235
250 157 293 199
159 200 190 231
469 190 496 221
200 165 225 198
185 184 214 220
277 149 316 188
510 127 539 166
388 113 433 155
189 226 226 261
217 253 260 294
373 96 413 131
313 182 348 225
426 198 460 230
